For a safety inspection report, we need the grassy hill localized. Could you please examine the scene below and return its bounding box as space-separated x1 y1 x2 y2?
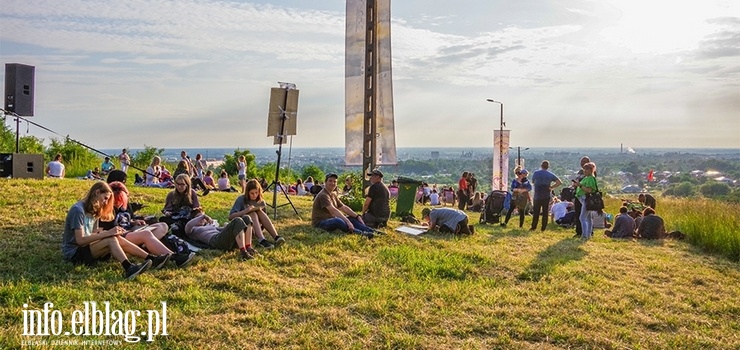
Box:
1 179 738 349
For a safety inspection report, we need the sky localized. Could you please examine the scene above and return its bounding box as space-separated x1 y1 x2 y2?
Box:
1 0 739 150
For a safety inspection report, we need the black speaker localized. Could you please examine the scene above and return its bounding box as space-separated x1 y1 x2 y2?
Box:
4 63 35 116
0 153 13 178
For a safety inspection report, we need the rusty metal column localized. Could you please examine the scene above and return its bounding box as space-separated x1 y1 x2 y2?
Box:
363 0 378 189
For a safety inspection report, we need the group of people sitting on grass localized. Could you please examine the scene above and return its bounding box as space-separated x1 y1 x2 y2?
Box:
63 169 287 280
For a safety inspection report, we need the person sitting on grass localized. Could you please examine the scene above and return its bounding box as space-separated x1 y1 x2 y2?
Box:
421 207 474 235
311 173 375 239
184 212 258 260
101 181 196 268
202 170 217 190
229 179 286 249
217 170 238 192
101 156 115 176
636 207 684 240
605 206 636 239
61 181 167 280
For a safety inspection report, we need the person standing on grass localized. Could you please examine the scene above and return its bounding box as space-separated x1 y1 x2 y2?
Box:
502 167 532 228
62 182 167 280
118 148 131 173
311 173 375 238
572 156 592 237
237 155 247 193
229 179 286 249
421 207 474 235
574 162 598 240
457 171 469 211
530 160 562 231
46 153 65 178
185 212 258 260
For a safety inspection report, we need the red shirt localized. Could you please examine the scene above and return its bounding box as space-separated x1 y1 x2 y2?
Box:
458 178 468 192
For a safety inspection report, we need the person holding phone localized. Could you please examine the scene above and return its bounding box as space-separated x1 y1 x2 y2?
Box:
61 182 164 280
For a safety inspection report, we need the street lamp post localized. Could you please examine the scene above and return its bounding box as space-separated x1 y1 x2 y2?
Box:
510 146 529 167
486 99 504 190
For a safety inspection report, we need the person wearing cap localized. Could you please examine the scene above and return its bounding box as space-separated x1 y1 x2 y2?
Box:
501 166 532 228
362 170 390 228
312 173 375 238
101 156 116 176
421 207 474 235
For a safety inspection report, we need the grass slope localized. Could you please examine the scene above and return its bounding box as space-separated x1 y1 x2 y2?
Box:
0 179 738 349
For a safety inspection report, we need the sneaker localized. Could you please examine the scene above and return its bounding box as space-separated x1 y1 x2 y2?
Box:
174 252 196 268
148 254 171 270
124 260 152 280
360 231 375 240
274 236 286 248
468 225 475 235
246 247 260 257
240 250 254 260
202 188 210 196
529 227 537 232
258 239 275 249
500 222 507 227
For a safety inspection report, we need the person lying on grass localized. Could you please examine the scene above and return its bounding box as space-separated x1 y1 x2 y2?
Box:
185 212 258 260
99 181 195 268
228 179 286 249
61 181 169 280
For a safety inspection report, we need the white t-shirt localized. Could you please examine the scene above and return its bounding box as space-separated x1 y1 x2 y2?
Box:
217 177 231 190
551 201 570 221
238 162 246 176
47 161 65 177
429 193 440 205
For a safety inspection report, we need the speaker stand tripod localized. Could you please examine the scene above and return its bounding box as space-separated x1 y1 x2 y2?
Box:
264 91 301 220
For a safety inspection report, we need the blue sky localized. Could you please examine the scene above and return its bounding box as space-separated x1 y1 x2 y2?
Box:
1 0 738 149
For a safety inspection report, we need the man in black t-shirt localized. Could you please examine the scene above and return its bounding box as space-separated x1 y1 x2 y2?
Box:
362 170 391 228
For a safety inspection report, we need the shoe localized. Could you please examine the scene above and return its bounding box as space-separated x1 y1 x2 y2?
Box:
274 236 286 248
174 252 196 268
468 225 475 235
148 254 171 270
529 227 536 231
124 260 152 280
500 223 507 227
202 188 210 196
246 247 260 257
361 231 375 239
240 250 254 260
258 239 275 249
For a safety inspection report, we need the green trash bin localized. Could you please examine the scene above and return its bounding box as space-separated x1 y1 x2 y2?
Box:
395 177 422 217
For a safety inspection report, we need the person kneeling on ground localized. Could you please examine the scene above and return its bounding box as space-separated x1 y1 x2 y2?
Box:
605 206 636 239
421 207 474 235
62 182 165 280
311 173 375 239
184 213 258 260
636 207 684 240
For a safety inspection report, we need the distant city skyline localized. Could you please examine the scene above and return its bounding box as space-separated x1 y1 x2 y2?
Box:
1 0 739 150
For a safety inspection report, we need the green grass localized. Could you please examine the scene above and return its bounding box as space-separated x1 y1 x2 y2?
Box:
1 179 739 349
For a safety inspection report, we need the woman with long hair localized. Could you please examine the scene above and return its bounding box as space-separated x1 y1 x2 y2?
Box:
228 179 286 249
61 182 167 279
101 181 195 268
575 162 598 240
161 174 202 223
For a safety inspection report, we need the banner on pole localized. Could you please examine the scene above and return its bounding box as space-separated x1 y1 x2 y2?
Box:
492 130 510 191
344 0 397 166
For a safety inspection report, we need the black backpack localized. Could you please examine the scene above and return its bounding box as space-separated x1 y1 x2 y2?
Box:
560 187 576 202
160 233 192 255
